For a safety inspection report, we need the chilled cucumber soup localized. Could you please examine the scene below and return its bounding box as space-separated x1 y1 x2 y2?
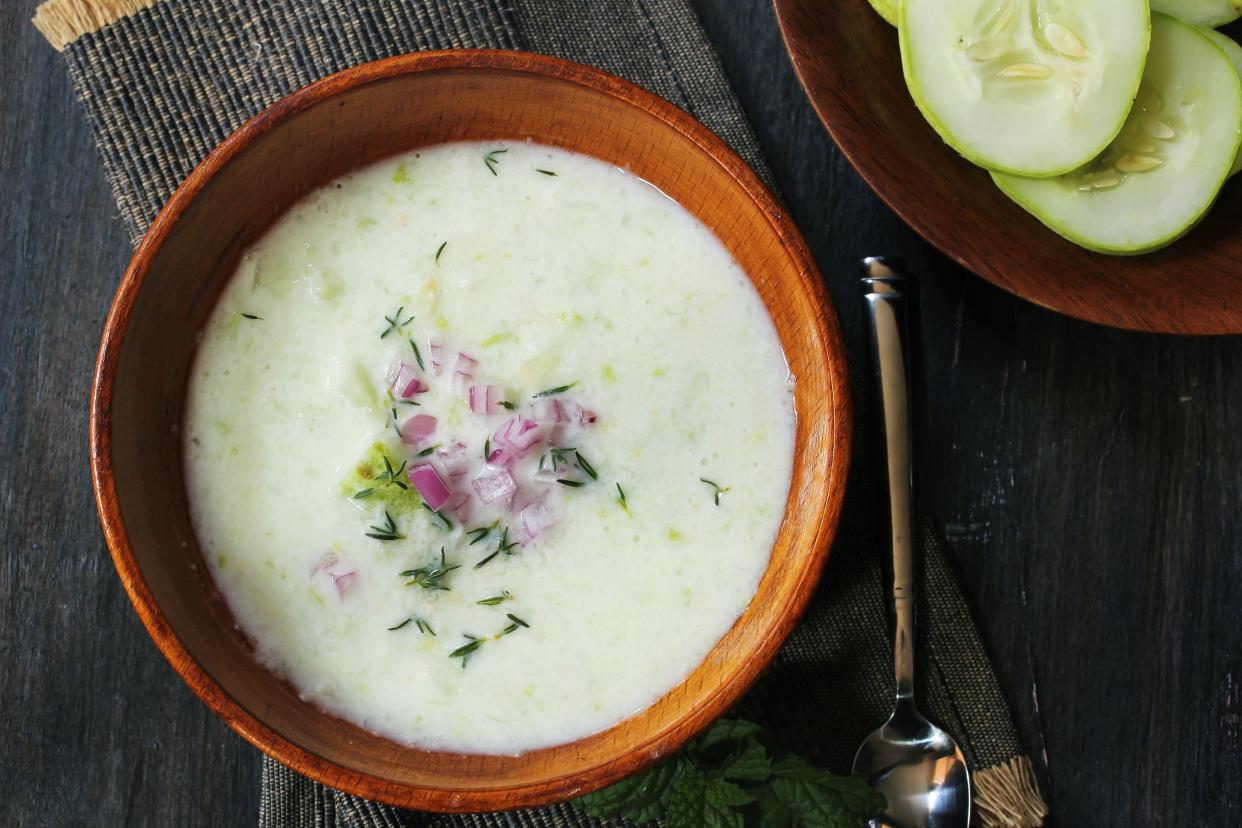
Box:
186 141 795 754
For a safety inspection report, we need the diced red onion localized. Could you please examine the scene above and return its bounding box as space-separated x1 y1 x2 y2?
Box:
487 446 516 468
468 384 505 415
399 414 438 445
429 339 445 375
332 571 356 597
472 466 517 504
532 398 564 424
446 491 472 521
387 359 427 398
454 352 478 380
436 442 470 478
519 499 558 541
563 399 598 427
493 415 547 458
409 463 451 511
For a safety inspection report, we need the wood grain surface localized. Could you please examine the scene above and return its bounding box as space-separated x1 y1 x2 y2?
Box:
1 0 1240 825
773 0 1242 335
89 50 850 811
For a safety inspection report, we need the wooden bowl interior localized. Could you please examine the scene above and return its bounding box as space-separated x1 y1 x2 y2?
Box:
774 0 1242 334
98 55 849 810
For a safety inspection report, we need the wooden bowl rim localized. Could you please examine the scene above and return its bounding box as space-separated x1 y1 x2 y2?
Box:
89 48 852 811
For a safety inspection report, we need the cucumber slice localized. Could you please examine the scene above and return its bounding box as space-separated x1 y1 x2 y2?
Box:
1151 0 1241 27
992 14 1242 254
1202 27 1242 176
868 0 899 26
900 0 1150 177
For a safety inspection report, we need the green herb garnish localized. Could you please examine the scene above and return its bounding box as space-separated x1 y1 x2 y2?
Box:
387 618 412 631
467 520 499 546
415 445 437 458
415 617 435 636
700 477 731 506
378 455 408 489
435 241 447 265
574 718 885 826
616 482 631 516
240 313 263 320
498 400 517 410
449 635 483 667
557 479 583 488
545 446 576 471
483 148 508 175
409 337 425 371
477 591 513 606
473 549 500 569
575 451 598 480
380 306 414 339
535 169 557 176
422 503 452 531
400 547 459 590
483 438 491 460
366 510 404 541
532 382 577 398
353 488 376 500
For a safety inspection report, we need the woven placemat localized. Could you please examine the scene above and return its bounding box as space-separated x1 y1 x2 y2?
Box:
35 1 1048 825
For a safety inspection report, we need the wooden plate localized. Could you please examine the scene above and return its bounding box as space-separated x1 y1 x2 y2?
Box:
774 0 1242 334
89 51 851 811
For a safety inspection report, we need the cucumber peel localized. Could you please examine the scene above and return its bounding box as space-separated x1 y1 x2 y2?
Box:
900 0 1151 177
992 14 1242 254
1151 0 1242 28
1202 27 1242 175
867 0 899 26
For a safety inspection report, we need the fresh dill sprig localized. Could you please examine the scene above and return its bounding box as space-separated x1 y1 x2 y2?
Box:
499 613 529 636
366 510 404 541
544 446 576 471
415 445 437 458
409 337 425 371
473 549 500 569
699 477 732 506
386 618 412 631
435 241 447 265
353 488 375 500
473 525 518 568
532 382 577 398
377 455 409 489
422 502 452 531
415 617 435 635
616 482 631 516
240 313 263 320
557 479 583 488
477 591 513 606
467 520 500 546
535 169 557 176
400 547 459 590
483 437 491 461
380 306 414 339
497 400 517 410
449 635 483 667
575 451 598 480
391 407 403 438
483 148 508 175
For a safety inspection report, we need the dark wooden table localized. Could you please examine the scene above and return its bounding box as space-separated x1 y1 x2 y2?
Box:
2 1 1239 825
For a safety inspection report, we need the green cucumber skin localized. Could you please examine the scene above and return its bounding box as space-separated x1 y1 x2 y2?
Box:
898 1 1151 178
1201 27 1242 176
1151 0 1242 28
993 15 1242 255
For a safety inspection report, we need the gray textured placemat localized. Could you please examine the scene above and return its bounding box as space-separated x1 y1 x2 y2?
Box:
35 1 1048 825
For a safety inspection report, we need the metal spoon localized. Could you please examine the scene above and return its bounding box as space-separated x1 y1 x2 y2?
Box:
854 258 971 828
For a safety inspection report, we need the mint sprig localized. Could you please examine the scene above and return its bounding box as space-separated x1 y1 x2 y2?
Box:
575 717 885 827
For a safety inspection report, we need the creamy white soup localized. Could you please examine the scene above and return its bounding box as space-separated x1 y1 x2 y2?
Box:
185 141 795 754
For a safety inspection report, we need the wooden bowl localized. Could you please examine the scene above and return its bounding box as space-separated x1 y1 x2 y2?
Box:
90 50 851 811
774 0 1242 334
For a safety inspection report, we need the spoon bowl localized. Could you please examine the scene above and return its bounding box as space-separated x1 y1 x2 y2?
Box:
853 700 971 828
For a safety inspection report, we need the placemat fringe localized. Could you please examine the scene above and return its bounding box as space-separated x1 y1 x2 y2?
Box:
974 755 1049 827
32 0 159 51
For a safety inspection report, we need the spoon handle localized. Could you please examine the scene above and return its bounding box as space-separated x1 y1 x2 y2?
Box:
862 258 915 704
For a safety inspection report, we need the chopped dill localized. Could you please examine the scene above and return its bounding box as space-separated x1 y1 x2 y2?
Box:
532 382 577 398
422 503 452 531
535 169 557 176
616 482 631 516
409 337 425 371
400 547 459 590
575 451 598 480
700 477 731 506
435 241 447 265
483 148 508 175
380 306 414 339
365 510 404 541
240 313 263 320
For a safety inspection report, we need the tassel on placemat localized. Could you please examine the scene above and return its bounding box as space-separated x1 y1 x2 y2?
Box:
974 755 1049 827
33 0 160 51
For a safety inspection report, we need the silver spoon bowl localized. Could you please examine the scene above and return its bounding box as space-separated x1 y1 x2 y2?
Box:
855 258 971 828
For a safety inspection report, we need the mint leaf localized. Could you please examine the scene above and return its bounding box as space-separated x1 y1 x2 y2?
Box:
666 763 748 828
576 757 680 822
762 757 887 828
693 718 765 751
721 738 772 782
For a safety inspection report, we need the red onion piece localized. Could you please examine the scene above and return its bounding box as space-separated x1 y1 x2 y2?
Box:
446 491 472 521
387 359 427 398
532 398 564 424
332 571 356 597
454 352 478 380
487 447 516 468
436 442 470 478
468 384 505 415
472 466 517 504
519 499 558 541
409 463 451 511
399 414 438 445
429 339 445 375
563 399 598 427
493 415 547 458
